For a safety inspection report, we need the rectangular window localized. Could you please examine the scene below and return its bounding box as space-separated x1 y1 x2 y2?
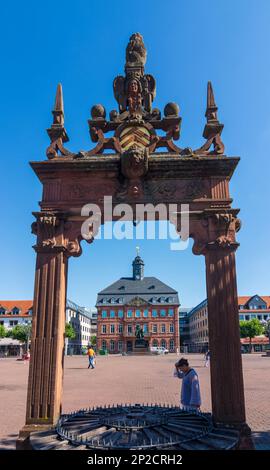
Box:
152 324 157 333
127 310 133 318
135 310 141 317
127 324 132 334
239 315 244 320
102 310 107 318
152 310 157 317
118 310 124 318
161 324 166 333
251 314 257 319
118 324 123 333
110 340 115 351
168 309 174 316
169 323 174 333
118 341 123 351
160 309 166 317
110 324 115 334
245 315 250 320
110 310 115 318
143 324 148 333
102 325 106 334
143 309 148 317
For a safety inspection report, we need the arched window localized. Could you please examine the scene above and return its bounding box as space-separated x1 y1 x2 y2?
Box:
102 340 107 350
169 339 174 351
110 340 115 351
161 339 166 348
152 339 158 347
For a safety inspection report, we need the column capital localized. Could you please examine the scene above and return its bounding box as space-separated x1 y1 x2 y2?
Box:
182 209 242 256
31 211 94 258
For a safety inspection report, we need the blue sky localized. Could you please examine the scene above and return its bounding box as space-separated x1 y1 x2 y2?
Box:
0 1 270 309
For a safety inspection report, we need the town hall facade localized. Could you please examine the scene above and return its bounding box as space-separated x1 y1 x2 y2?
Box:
96 253 180 353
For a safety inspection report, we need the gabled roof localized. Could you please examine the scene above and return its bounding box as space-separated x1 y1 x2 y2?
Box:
96 277 179 306
238 295 270 308
0 301 33 316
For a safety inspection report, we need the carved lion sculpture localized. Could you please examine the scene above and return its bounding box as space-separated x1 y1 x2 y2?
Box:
126 33 146 67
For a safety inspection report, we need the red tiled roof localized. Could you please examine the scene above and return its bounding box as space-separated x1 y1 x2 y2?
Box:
241 336 269 344
238 296 270 308
0 301 33 316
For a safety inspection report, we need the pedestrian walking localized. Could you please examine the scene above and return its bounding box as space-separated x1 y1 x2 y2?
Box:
87 345 96 369
204 350 210 367
174 357 201 411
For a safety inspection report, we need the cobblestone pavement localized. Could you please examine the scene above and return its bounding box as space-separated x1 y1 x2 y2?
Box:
0 353 269 449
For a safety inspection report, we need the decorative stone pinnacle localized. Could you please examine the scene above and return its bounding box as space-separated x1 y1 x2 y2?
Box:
52 83 64 127
205 81 218 123
46 83 72 158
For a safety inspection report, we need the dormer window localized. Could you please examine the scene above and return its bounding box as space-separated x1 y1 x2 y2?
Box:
119 286 125 290
111 298 116 304
167 297 174 303
28 309 33 315
12 308 20 315
152 297 157 303
159 297 166 303
0 308 6 315
148 285 155 290
118 297 124 303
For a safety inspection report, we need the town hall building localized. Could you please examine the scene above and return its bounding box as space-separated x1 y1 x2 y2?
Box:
96 252 180 354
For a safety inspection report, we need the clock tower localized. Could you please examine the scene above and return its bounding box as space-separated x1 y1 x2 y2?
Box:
132 247 144 280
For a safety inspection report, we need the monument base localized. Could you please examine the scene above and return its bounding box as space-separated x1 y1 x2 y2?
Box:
16 424 54 450
131 339 149 355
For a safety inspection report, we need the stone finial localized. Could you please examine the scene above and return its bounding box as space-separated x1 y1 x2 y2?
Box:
52 83 64 127
205 81 218 123
194 81 225 155
46 83 73 159
125 32 147 69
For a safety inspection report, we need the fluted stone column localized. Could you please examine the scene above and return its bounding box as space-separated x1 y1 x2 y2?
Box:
205 243 246 425
25 249 68 425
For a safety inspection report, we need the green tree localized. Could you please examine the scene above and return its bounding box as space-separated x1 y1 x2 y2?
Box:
261 319 270 346
10 324 32 352
0 324 6 338
240 319 264 353
65 323 76 340
90 335 96 346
